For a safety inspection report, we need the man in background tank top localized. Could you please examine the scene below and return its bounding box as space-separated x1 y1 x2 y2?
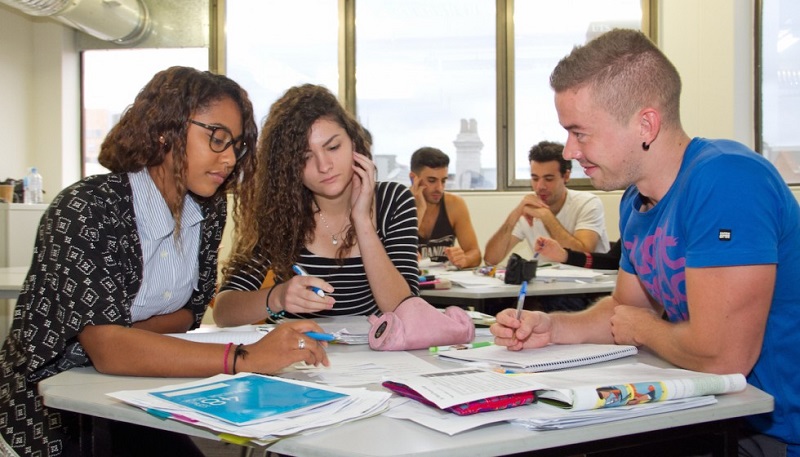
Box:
410 147 481 269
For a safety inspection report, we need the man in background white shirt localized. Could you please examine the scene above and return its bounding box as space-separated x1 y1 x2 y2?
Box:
484 140 610 265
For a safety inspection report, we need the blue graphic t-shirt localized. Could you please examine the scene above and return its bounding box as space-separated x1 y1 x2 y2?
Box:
619 137 800 453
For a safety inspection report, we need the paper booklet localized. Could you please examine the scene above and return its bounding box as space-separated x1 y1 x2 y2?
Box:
381 363 746 419
149 373 347 426
437 343 638 372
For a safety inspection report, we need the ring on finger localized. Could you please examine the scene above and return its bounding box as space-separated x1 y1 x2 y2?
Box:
298 338 306 350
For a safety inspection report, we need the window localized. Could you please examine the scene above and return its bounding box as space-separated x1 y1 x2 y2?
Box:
512 1 643 184
355 0 496 188
223 0 649 190
225 0 338 124
758 0 800 184
82 48 207 176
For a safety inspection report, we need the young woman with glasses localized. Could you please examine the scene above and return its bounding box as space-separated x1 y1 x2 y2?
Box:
0 67 329 456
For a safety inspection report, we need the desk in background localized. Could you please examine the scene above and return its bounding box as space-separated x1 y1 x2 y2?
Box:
0 266 27 341
0 266 26 300
421 275 616 314
39 317 773 457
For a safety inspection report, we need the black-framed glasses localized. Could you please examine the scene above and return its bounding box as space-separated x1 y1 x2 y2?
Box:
189 119 248 160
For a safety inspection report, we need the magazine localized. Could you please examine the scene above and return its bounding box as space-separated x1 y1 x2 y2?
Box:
528 362 747 410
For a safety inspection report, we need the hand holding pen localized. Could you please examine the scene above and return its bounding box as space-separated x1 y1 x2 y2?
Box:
245 320 331 373
277 265 333 314
292 265 326 297
533 236 568 263
491 300 554 352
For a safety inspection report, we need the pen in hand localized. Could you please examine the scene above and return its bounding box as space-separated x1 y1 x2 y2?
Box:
292 265 326 297
305 331 336 342
515 281 527 321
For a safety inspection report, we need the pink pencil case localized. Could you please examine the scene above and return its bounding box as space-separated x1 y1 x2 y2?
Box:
367 296 475 351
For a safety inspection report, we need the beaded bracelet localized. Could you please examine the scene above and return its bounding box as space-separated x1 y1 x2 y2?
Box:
233 344 248 375
222 342 233 375
265 285 285 321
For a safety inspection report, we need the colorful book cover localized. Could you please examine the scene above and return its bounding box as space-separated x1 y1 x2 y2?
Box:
150 373 347 425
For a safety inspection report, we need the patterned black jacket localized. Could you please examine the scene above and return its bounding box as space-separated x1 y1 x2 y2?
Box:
0 173 226 455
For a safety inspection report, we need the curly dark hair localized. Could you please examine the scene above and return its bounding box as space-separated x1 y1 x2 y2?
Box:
98 66 258 233
528 140 570 175
223 84 371 283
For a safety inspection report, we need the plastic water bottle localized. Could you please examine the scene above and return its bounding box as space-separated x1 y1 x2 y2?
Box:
24 167 43 204
22 177 31 204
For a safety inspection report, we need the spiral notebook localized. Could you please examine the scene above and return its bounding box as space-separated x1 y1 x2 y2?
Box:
437 343 638 372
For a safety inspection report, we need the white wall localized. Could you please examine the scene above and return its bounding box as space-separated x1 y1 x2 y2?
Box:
0 6 34 184
0 5 80 201
659 0 754 147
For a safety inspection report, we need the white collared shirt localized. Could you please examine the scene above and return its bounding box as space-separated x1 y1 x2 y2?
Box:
129 169 202 322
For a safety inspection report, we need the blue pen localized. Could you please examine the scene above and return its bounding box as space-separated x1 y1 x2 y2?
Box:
534 239 543 259
515 281 527 320
305 331 336 342
292 265 326 297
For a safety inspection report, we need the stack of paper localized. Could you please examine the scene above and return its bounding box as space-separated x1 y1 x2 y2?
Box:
465 310 496 326
382 363 745 435
534 267 605 282
109 372 391 444
331 329 369 345
443 270 505 288
302 351 442 386
385 394 717 435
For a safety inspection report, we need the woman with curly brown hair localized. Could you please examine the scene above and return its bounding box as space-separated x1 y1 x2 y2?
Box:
0 67 329 457
214 84 419 324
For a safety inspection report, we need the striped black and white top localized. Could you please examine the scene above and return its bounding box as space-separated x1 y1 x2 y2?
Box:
220 181 420 317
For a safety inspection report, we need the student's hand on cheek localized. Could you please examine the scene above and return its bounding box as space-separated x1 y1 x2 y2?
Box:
350 152 376 220
410 176 427 212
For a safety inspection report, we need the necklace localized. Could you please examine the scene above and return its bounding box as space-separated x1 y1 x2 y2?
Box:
318 210 350 245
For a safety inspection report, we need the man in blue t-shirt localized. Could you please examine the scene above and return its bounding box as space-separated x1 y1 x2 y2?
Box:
491 29 800 456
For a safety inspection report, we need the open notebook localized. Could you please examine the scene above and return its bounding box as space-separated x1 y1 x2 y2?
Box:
436 343 637 372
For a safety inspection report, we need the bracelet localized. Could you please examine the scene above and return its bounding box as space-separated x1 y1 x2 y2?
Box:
584 252 593 269
233 344 248 375
265 285 285 321
222 342 233 375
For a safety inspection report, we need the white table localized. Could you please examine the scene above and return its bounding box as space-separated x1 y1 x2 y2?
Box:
0 266 26 299
39 320 773 457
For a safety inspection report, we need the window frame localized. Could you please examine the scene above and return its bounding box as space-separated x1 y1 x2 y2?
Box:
214 0 656 191
754 0 800 186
